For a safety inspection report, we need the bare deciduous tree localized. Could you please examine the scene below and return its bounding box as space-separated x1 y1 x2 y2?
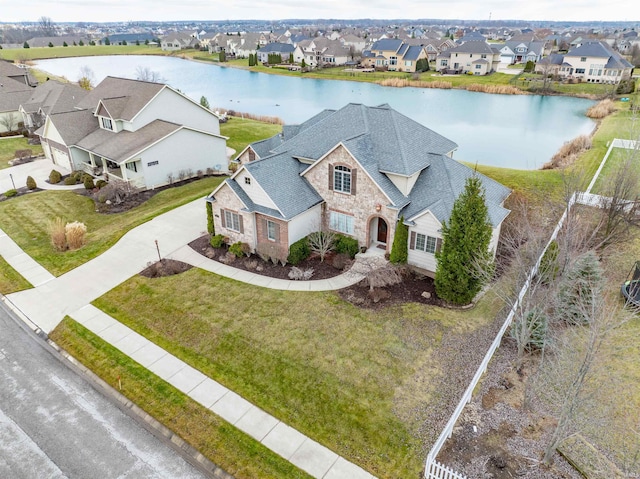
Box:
39 16 55 36
0 112 19 133
78 65 94 90
307 230 335 262
135 66 165 83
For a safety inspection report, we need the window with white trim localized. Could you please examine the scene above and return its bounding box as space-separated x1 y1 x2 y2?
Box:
329 211 354 235
267 220 278 241
125 162 137 173
101 117 113 130
333 165 351 193
415 233 437 254
224 210 241 232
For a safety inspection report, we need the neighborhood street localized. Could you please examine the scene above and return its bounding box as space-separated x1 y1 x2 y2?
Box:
0 306 208 479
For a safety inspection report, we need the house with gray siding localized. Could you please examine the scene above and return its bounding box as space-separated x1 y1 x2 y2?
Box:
208 103 510 275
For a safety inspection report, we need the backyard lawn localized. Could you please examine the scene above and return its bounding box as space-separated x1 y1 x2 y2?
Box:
87 268 503 478
0 255 32 294
0 176 223 276
219 117 282 154
0 137 43 170
0 44 167 62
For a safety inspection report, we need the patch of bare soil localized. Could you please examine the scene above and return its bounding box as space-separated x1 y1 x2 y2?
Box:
188 234 346 280
438 342 582 479
139 259 192 278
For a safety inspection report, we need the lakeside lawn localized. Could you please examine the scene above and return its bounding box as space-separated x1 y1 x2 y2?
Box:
0 137 43 170
0 255 33 294
0 44 167 62
87 268 503 478
50 317 312 479
0 176 223 276
219 117 282 154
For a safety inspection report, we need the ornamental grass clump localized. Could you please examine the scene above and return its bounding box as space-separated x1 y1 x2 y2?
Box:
65 221 87 250
49 217 67 251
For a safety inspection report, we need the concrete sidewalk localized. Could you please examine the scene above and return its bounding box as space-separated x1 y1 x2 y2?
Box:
69 304 374 479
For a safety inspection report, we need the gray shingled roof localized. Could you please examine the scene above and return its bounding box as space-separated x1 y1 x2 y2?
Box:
259 42 295 54
566 41 633 69
403 45 424 61
46 109 99 145
400 154 511 228
20 80 87 115
448 40 495 55
76 76 164 119
75 119 181 163
225 178 285 220
243 152 324 219
370 38 403 52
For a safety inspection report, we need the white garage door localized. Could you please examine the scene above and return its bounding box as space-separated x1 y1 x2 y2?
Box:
51 147 71 171
500 55 513 64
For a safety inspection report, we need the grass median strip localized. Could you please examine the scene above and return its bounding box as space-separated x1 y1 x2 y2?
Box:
49 317 312 479
0 255 33 294
0 176 223 276
93 267 501 478
0 137 43 170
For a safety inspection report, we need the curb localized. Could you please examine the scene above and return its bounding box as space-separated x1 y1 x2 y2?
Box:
0 293 233 479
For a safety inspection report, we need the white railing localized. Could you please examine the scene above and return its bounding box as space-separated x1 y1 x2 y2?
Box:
424 193 577 478
426 460 468 479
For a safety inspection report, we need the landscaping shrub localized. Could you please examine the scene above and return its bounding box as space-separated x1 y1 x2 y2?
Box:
288 266 314 280
229 242 245 258
524 60 535 72
64 177 77 185
96 180 107 189
48 217 67 251
389 217 408 264
72 171 82 183
334 234 359 258
49 170 62 184
4 189 18 198
26 176 37 190
287 237 310 265
83 175 95 190
332 253 351 270
616 78 636 95
65 221 87 250
206 201 214 235
510 308 548 352
210 234 226 248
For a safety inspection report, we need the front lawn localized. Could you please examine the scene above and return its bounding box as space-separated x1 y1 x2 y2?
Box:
0 255 32 294
0 177 223 276
0 137 43 170
92 268 503 478
50 317 312 479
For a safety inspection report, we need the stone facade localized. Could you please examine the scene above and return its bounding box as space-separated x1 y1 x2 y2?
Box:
255 213 289 261
213 183 255 248
236 146 257 166
304 145 398 251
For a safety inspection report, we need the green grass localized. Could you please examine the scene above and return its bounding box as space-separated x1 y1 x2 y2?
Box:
220 118 282 156
0 44 168 62
92 268 502 478
49 317 312 479
591 146 640 197
0 137 43 170
0 255 33 294
0 177 223 276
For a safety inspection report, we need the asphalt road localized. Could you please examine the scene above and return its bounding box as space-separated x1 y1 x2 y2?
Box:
0 306 208 479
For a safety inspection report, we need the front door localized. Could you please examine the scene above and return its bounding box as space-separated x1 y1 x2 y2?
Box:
377 218 388 243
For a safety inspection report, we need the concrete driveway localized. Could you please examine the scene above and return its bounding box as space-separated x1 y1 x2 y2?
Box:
0 157 78 192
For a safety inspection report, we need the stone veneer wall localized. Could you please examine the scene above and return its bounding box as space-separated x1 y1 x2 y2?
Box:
214 183 255 249
255 213 289 261
304 145 398 250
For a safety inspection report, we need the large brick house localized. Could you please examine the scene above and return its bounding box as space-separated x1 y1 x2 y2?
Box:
208 104 510 275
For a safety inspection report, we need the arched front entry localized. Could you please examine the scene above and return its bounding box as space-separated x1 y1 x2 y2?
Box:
368 216 389 249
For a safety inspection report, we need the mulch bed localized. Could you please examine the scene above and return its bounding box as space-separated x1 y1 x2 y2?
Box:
189 234 445 308
139 259 193 278
338 272 444 309
188 234 345 280
0 186 42 202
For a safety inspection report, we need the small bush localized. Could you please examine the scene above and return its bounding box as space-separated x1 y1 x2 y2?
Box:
510 308 548 352
64 177 76 185
49 217 67 251
83 175 95 190
210 234 226 248
389 217 408 264
287 237 310 265
65 221 87 250
334 234 359 258
288 266 314 280
72 171 83 183
96 180 107 189
49 170 62 184
332 253 351 270
26 176 37 190
206 201 214 235
4 189 18 198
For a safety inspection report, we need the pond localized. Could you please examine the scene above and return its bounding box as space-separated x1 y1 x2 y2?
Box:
34 55 596 169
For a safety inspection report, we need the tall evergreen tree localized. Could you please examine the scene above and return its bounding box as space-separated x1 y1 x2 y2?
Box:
435 176 493 305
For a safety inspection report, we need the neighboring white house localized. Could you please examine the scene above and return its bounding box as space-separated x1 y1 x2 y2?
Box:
36 76 228 190
556 41 634 84
208 103 511 275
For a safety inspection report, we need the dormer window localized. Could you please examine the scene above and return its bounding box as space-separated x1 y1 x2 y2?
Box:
101 117 113 130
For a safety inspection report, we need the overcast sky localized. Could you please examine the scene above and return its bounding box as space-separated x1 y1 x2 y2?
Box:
5 0 639 24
